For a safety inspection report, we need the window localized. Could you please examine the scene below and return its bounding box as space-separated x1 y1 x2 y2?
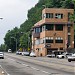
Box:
35 39 40 45
35 28 40 33
46 13 53 18
42 25 45 31
55 13 63 19
55 24 63 31
42 14 46 19
40 26 42 32
46 40 53 43
55 37 63 43
45 37 53 43
46 24 54 30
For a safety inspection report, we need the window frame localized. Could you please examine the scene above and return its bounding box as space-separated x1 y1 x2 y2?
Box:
55 24 63 31
55 13 63 19
55 37 63 43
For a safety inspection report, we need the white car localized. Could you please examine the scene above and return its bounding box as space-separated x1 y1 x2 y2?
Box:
30 51 36 57
22 51 30 56
68 53 75 62
16 51 22 55
0 52 4 59
47 54 55 57
8 49 12 53
56 54 65 59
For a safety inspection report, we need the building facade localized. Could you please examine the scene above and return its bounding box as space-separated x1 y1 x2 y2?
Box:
31 8 74 56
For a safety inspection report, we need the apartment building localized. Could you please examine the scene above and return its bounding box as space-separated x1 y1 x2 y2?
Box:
31 8 74 56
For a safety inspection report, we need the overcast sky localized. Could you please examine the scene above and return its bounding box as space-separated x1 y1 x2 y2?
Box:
0 0 38 45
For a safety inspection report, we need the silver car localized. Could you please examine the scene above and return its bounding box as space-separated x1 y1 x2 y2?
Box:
22 51 30 56
0 52 4 59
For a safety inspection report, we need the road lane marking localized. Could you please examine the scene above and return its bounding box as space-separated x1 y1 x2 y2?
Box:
0 65 10 75
30 67 40 71
41 70 50 74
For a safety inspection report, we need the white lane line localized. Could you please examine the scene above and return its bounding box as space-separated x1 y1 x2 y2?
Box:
41 70 50 74
0 65 10 75
22 64 30 67
30 67 40 71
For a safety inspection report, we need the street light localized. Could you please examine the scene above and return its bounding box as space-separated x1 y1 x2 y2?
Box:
11 37 17 52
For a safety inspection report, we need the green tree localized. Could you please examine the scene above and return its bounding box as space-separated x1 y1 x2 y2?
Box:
0 44 6 52
20 33 29 49
4 27 21 52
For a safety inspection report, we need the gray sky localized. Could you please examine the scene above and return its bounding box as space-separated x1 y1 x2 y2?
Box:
0 0 38 45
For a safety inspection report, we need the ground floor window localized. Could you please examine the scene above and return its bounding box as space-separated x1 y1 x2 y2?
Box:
55 37 63 43
46 39 53 43
55 40 63 43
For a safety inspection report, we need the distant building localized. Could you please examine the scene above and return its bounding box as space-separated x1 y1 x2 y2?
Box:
31 8 74 56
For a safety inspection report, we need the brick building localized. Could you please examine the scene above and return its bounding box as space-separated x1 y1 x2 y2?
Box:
31 8 74 56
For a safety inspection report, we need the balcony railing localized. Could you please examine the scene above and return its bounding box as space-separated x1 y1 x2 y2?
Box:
33 33 40 38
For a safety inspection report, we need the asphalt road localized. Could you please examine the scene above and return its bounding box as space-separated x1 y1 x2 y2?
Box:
0 53 75 75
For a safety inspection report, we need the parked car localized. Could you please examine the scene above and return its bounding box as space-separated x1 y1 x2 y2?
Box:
0 52 4 59
16 51 22 55
30 51 36 57
47 54 55 57
56 54 65 59
65 53 72 58
68 53 75 62
8 49 12 53
22 51 30 56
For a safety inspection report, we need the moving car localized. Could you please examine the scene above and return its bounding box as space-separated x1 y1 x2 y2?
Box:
68 53 75 62
30 51 36 57
0 52 4 59
22 51 30 56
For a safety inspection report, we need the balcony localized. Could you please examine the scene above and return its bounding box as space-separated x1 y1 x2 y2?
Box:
33 33 40 38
